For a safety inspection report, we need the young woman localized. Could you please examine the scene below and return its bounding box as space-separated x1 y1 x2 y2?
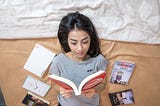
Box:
49 11 108 106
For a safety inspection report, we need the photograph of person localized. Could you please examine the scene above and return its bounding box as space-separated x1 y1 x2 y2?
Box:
109 89 134 106
22 92 49 106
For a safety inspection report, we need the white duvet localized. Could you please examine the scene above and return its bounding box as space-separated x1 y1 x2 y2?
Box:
0 0 160 44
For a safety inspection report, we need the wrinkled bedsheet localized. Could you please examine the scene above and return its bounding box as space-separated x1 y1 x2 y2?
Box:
0 0 160 44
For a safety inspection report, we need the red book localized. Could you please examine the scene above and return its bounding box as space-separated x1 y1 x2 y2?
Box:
48 70 106 95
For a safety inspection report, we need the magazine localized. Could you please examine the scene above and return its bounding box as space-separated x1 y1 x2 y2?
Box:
110 60 135 85
48 70 106 95
22 92 50 106
109 89 135 106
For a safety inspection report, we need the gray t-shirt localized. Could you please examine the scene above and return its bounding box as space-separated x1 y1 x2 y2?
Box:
49 53 108 106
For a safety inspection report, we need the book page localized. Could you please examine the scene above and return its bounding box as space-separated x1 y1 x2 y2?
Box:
79 70 106 91
48 74 78 92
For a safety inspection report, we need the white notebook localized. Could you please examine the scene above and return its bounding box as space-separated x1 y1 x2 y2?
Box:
24 43 56 77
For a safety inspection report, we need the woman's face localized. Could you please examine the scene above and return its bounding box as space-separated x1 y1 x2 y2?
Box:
68 29 91 61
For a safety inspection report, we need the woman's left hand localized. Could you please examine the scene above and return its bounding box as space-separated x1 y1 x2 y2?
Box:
82 88 96 98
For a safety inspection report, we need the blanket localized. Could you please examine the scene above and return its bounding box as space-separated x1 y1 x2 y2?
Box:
0 0 160 44
0 38 160 106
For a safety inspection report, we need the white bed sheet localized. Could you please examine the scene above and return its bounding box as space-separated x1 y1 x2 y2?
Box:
0 0 160 44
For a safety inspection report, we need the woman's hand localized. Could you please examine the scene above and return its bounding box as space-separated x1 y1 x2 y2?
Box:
82 88 96 98
60 87 73 98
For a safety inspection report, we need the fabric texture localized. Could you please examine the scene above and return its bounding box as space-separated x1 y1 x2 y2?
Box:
0 38 160 106
0 0 160 44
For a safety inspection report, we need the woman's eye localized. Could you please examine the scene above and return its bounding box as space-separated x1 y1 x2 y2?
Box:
82 41 88 44
70 42 76 45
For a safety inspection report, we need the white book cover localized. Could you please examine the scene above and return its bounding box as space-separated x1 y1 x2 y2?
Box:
24 43 56 77
22 76 51 97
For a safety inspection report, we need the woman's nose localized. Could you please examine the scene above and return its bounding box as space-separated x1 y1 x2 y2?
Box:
77 43 83 51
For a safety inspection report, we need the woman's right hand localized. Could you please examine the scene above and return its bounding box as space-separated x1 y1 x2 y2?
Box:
60 87 73 98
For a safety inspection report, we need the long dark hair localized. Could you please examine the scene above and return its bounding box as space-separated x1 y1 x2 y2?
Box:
58 11 101 57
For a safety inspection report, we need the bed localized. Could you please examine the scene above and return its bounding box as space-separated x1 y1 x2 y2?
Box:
0 0 160 106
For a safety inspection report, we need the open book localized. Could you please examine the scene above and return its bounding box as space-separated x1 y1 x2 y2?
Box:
48 70 106 95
